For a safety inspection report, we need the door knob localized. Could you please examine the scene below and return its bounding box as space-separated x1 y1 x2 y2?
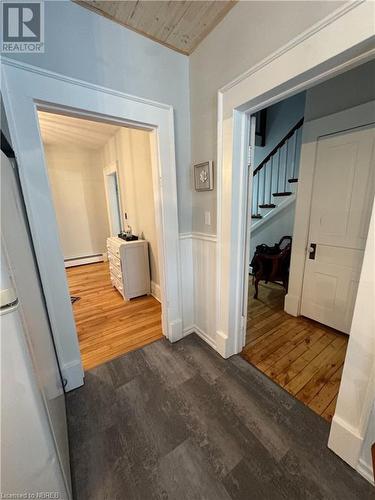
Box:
309 243 316 260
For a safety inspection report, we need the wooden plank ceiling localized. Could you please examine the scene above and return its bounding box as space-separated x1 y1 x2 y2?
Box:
74 1 237 54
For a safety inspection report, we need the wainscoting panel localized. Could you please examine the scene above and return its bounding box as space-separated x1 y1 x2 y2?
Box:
180 232 217 348
179 235 194 331
193 233 217 347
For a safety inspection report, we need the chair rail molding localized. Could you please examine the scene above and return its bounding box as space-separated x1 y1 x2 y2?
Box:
215 0 375 474
2 58 183 390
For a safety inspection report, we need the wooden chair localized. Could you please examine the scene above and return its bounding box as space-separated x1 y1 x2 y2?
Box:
251 236 292 299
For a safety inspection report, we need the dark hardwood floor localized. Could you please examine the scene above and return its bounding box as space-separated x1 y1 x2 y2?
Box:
66 334 372 499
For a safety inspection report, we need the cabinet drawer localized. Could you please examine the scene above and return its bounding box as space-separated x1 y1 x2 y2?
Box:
110 275 123 296
107 249 121 267
109 263 122 282
106 241 121 258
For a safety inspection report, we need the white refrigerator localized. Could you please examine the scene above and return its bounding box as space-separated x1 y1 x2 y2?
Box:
1 149 72 498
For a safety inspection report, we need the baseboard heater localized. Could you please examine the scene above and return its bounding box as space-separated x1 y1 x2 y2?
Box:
64 253 105 268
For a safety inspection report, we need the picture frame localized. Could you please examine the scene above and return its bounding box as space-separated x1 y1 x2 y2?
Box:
194 161 213 191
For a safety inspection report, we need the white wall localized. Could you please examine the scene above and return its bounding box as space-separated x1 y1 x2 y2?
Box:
44 144 110 261
8 0 191 233
101 128 160 288
190 0 344 234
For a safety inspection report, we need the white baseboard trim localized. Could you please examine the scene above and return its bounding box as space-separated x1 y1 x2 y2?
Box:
215 329 231 358
151 281 161 302
168 318 184 343
182 325 196 336
357 458 374 485
284 293 300 317
61 359 84 392
328 415 363 468
183 324 217 350
179 232 217 243
64 254 104 268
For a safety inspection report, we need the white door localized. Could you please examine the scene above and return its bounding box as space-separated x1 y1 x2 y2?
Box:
301 123 375 333
0 150 72 494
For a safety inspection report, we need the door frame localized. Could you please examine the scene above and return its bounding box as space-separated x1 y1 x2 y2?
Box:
215 1 374 473
1 57 184 391
286 101 375 319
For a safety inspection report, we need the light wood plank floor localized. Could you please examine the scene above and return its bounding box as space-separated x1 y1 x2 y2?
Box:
66 262 162 371
242 280 348 422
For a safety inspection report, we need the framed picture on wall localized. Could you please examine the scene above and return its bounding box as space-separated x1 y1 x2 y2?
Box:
194 161 213 191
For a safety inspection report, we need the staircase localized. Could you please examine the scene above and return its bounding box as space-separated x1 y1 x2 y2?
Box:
251 118 304 223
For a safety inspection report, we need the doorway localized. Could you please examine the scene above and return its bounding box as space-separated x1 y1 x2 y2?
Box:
242 62 375 422
2 59 183 390
37 110 163 371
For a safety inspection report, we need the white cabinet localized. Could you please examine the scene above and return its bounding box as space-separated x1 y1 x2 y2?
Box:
106 237 150 300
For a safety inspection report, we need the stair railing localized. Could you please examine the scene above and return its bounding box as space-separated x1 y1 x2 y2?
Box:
251 117 304 219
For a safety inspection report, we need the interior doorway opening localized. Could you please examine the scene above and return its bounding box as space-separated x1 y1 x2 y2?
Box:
241 60 375 422
37 109 163 371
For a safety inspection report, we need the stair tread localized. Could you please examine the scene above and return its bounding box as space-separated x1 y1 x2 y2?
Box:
272 191 293 197
259 204 276 208
251 214 263 219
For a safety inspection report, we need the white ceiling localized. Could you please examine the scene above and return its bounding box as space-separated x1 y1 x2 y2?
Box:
38 111 120 150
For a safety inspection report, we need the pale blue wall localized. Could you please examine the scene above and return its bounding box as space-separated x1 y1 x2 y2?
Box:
5 0 191 233
254 92 306 169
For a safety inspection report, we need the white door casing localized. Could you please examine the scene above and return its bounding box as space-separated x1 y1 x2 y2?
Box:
1 58 183 391
301 123 375 333
215 1 374 474
216 1 375 360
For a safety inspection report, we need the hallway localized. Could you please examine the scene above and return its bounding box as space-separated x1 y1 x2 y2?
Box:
243 281 348 422
66 334 371 499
